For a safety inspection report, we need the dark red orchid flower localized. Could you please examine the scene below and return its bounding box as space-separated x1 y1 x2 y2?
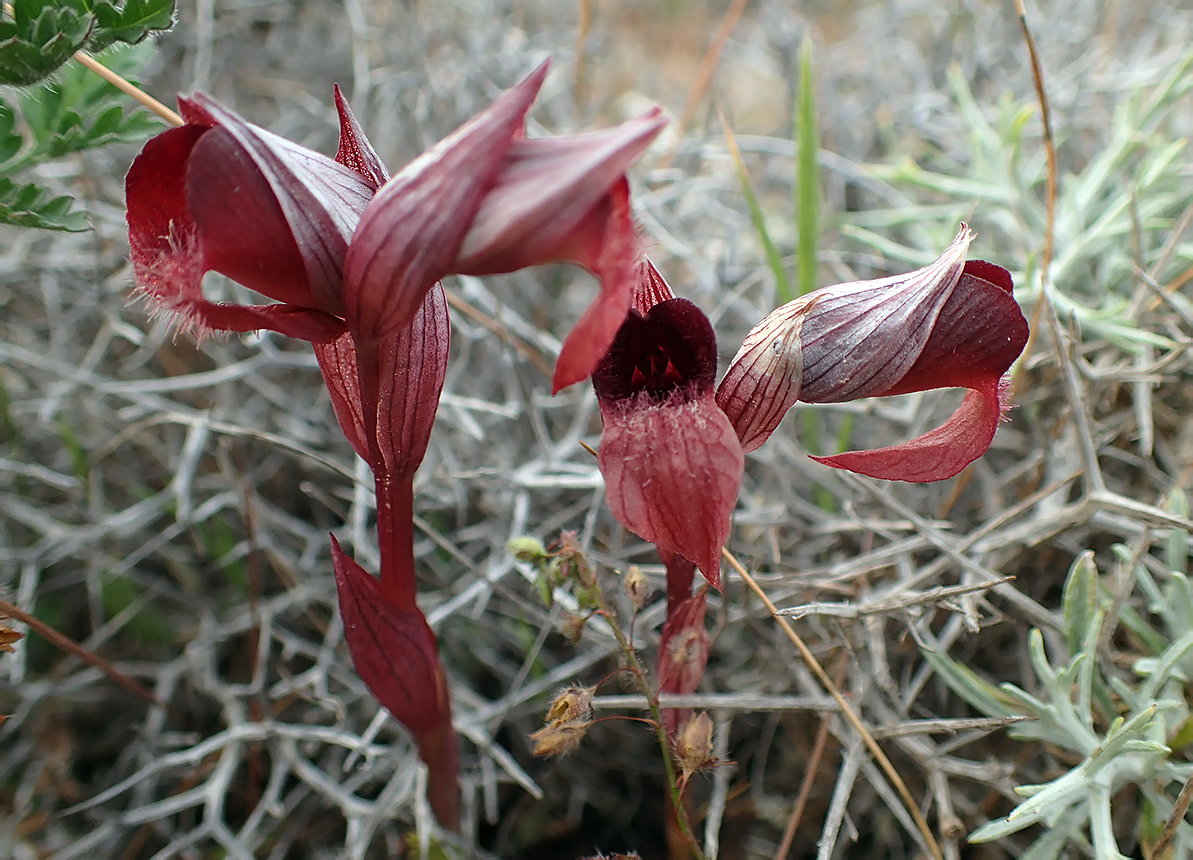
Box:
126 60 666 394
125 68 668 829
717 225 1029 481
591 260 744 588
592 226 1027 590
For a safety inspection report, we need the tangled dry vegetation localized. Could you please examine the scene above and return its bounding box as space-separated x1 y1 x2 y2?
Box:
2 0 1193 857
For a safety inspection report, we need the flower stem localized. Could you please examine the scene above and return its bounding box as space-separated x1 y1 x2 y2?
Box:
591 592 706 860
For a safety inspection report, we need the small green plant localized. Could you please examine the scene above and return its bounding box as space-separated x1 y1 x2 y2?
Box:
0 40 167 230
923 492 1193 856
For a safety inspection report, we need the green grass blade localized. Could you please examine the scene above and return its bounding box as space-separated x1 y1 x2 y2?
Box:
720 107 793 304
795 34 819 298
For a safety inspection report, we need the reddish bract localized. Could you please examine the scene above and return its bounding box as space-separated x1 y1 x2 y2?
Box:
332 537 458 827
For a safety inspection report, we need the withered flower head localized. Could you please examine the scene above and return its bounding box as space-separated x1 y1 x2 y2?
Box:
544 685 598 724
674 712 716 783
623 564 650 611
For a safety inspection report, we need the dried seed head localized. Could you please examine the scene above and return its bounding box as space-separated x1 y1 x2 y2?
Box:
623 564 649 611
674 712 715 781
0 620 23 654
668 627 705 666
544 685 597 724
528 720 591 758
561 612 589 644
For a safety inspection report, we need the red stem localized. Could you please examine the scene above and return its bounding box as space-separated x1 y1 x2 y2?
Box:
352 334 417 611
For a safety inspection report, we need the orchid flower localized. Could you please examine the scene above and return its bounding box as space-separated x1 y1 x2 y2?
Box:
717 225 1027 482
590 228 1028 734
594 225 1027 587
124 62 667 829
126 59 666 391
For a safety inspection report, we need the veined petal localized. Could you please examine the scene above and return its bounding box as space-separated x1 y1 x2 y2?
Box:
333 84 389 189
798 225 973 402
376 283 450 478
312 283 450 475
812 381 1006 481
455 107 666 272
632 257 677 315
182 94 375 315
343 61 550 346
313 331 369 462
811 259 1028 481
716 293 815 453
333 537 450 738
125 124 347 342
598 395 742 587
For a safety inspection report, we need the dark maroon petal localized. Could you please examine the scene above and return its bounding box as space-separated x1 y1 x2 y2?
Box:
592 297 718 406
715 294 814 453
126 123 210 322
186 128 320 309
343 61 549 347
876 261 1027 398
657 587 710 737
551 177 642 392
375 283 450 478
313 331 369 462
331 537 458 827
598 393 742 586
964 259 1013 293
333 537 449 738
333 84 389 189
454 107 666 273
184 92 375 315
798 226 973 403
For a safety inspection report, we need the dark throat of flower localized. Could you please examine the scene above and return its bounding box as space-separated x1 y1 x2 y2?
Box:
629 342 687 399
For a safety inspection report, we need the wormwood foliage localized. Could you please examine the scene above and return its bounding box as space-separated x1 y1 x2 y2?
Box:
0 0 174 85
0 41 162 230
924 490 1193 857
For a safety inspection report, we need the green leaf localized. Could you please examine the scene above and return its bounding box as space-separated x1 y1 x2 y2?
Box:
1062 551 1098 658
0 98 22 167
0 0 94 86
721 111 793 304
88 0 175 53
795 34 820 298
1166 488 1189 576
15 42 162 161
0 176 89 231
920 643 1020 719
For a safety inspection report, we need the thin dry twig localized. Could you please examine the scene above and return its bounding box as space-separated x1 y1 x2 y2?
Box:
659 0 749 169
1009 0 1059 390
0 597 175 719
72 50 183 126
773 656 846 859
722 548 943 860
1151 771 1193 859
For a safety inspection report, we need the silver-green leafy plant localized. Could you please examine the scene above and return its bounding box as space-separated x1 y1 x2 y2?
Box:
923 490 1193 857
